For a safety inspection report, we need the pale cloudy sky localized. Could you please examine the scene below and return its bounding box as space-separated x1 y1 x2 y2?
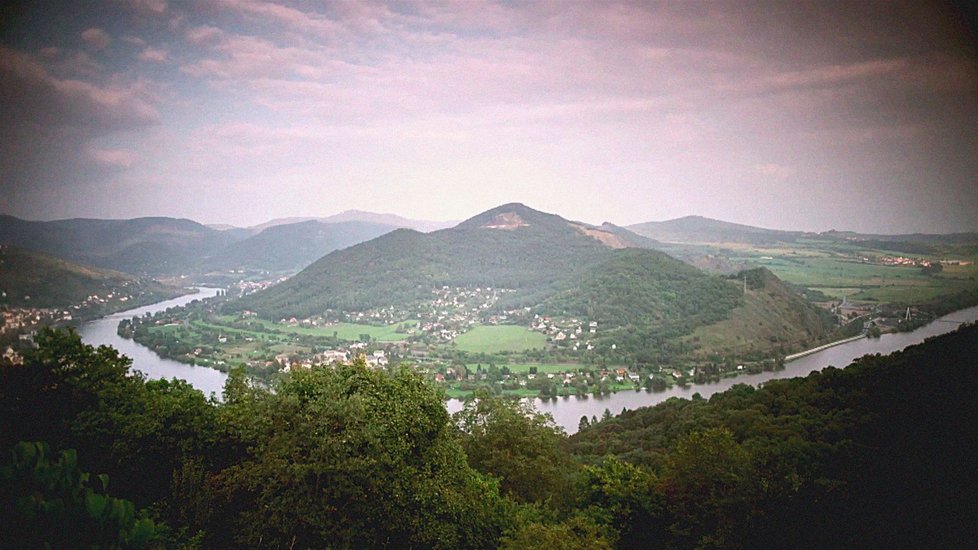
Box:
1 0 976 233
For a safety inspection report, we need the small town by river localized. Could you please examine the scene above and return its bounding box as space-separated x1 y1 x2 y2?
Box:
79 293 978 434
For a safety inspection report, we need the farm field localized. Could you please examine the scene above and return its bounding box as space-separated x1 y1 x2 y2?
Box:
453 325 548 353
694 240 978 304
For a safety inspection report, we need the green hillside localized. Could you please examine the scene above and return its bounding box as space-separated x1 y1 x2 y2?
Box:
0 246 183 311
232 203 642 318
229 204 831 364
540 248 742 329
685 267 834 357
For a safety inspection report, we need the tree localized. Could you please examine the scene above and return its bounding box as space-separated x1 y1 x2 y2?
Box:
578 456 663 549
454 392 576 505
500 514 614 550
579 415 591 431
214 358 510 548
657 427 755 548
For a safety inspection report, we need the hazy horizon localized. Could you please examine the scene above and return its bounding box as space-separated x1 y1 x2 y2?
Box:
2 1 976 233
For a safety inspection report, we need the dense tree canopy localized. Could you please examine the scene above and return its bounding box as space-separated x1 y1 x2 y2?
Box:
2 324 976 548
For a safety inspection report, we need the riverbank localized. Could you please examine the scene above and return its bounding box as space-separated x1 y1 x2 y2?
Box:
784 334 866 361
79 292 978 433
78 287 227 399
513 304 978 434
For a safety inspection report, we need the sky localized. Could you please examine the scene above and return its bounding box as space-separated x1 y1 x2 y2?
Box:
1 0 976 233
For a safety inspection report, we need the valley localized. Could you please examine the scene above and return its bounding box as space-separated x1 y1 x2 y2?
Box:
75 203 976 401
4 204 978 402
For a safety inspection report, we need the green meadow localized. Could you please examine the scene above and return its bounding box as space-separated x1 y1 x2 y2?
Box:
453 325 548 353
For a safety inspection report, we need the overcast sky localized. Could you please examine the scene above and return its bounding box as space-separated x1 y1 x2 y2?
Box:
1 1 976 233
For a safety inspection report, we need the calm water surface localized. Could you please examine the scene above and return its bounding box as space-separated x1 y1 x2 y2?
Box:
78 287 227 399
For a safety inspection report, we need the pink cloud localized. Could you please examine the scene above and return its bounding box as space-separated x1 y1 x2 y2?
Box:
185 25 224 46
81 28 111 51
138 47 168 63
118 0 167 17
90 148 138 168
215 0 344 38
0 46 160 131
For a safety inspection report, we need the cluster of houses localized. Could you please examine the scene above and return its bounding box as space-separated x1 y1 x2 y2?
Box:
277 348 388 372
868 255 970 268
532 315 601 352
0 307 73 335
874 255 931 267
230 277 288 296
289 286 520 344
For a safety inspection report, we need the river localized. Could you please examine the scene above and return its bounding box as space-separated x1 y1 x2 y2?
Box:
78 287 228 399
79 295 978 433
524 305 978 434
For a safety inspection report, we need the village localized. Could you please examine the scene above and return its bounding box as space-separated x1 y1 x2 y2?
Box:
120 282 774 399
125 266 950 400
1 288 168 365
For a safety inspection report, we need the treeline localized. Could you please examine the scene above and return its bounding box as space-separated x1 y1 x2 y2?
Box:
2 325 976 548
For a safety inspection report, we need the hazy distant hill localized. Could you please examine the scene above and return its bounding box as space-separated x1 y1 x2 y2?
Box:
203 220 397 273
0 215 399 277
0 215 239 275
251 210 456 234
628 215 978 250
821 229 978 245
0 246 181 310
628 215 806 245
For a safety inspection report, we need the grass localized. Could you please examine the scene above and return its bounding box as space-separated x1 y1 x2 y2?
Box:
453 325 548 353
741 251 978 305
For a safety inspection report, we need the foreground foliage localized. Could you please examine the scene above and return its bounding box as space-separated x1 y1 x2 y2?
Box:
1 325 976 548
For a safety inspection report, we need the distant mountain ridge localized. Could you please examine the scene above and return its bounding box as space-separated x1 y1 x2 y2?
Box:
6 208 971 280
0 215 238 275
628 215 978 246
249 210 456 234
203 220 397 273
628 215 809 245
0 215 402 276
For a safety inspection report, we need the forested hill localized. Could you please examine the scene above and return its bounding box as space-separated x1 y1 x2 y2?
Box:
2 321 975 548
231 203 662 318
0 246 182 310
565 322 978 547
